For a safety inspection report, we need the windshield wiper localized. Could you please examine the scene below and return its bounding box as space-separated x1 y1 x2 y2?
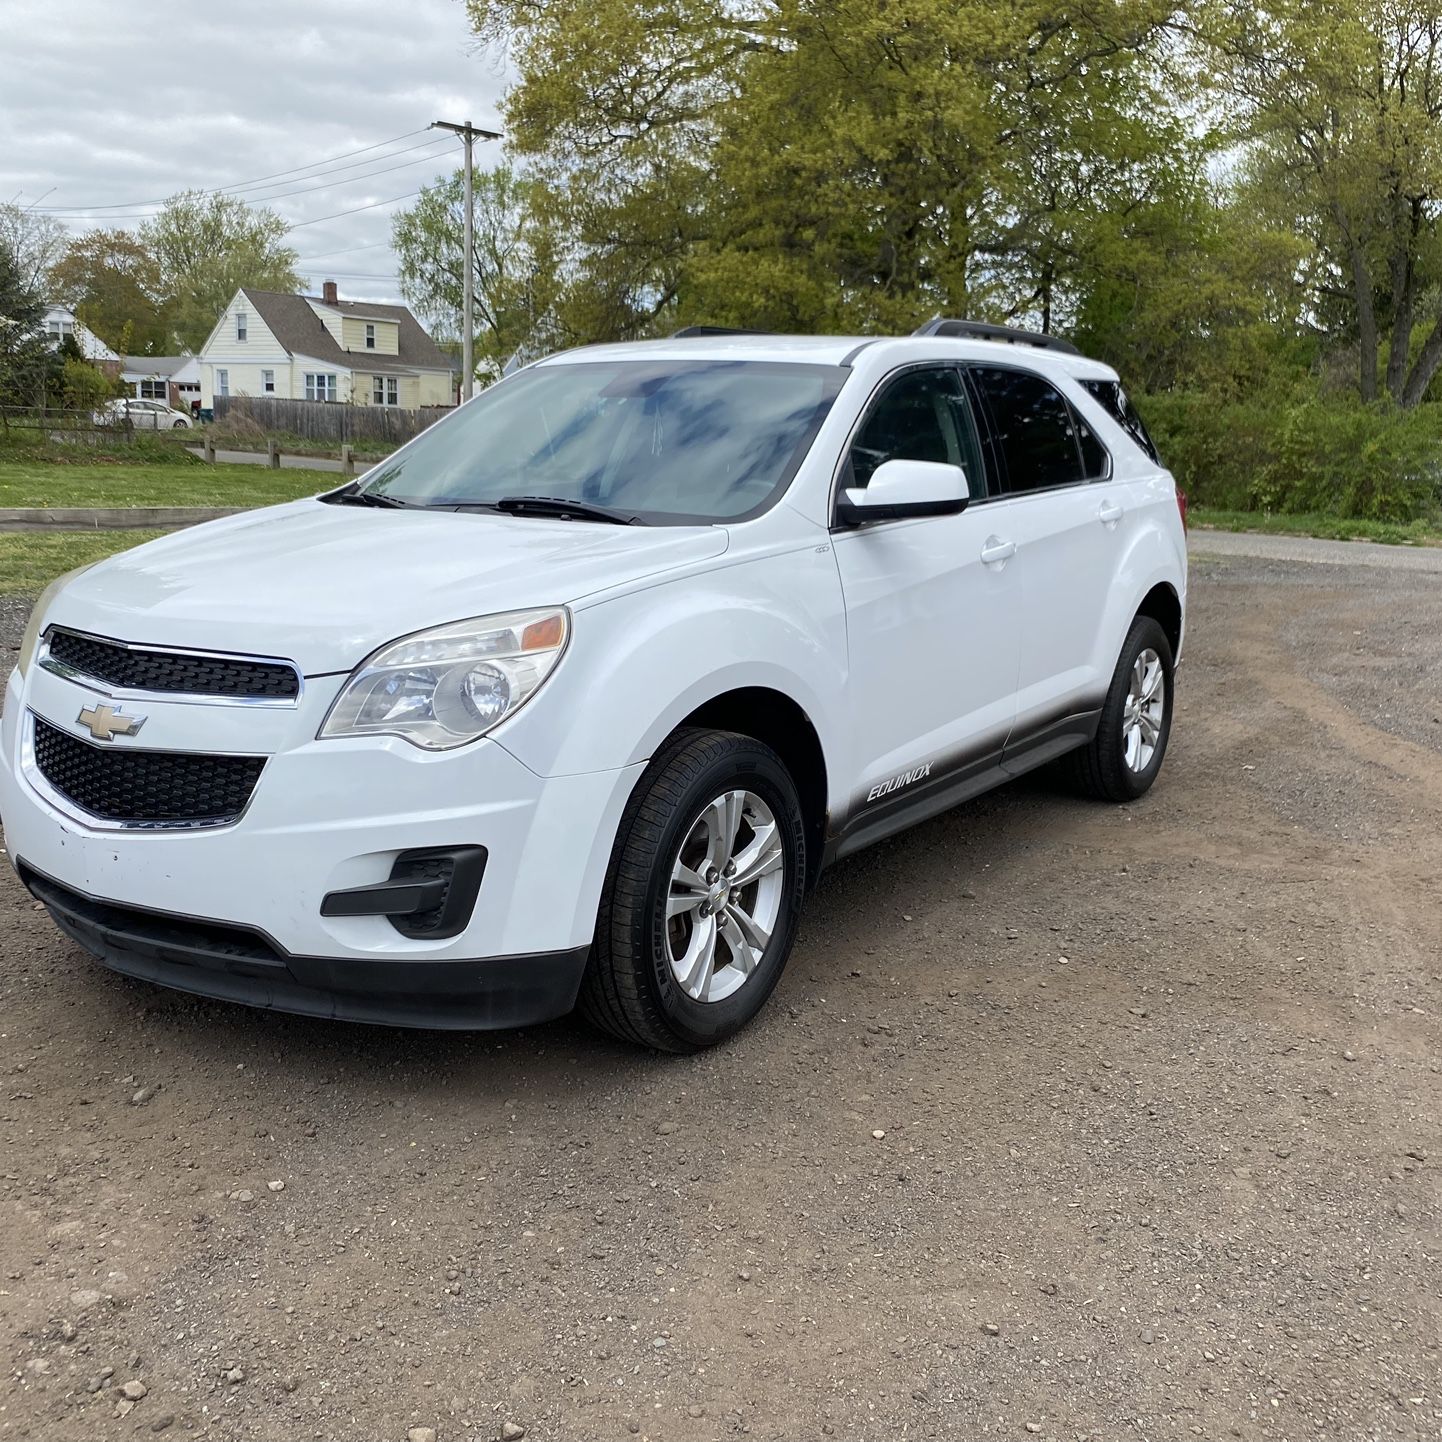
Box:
321 482 412 510
488 495 646 526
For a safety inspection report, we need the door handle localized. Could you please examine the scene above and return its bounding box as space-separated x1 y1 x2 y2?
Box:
1098 500 1124 526
980 536 1017 565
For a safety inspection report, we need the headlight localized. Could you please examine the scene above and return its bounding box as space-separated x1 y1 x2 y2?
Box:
318 607 569 750
16 564 95 679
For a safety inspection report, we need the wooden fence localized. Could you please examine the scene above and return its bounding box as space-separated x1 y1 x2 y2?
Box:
213 395 453 447
0 406 193 446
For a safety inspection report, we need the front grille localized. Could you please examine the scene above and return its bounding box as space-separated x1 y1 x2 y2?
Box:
47 628 300 701
31 716 265 826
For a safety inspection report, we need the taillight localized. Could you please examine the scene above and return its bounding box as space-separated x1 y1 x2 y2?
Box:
1175 486 1188 532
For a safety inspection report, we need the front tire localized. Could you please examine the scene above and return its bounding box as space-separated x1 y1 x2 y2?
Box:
579 728 807 1052
1066 615 1174 802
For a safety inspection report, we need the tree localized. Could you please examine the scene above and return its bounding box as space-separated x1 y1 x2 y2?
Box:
467 0 1198 342
1068 158 1311 396
141 191 301 350
0 203 66 297
50 229 173 354
0 238 52 406
1202 0 1442 406
392 164 563 380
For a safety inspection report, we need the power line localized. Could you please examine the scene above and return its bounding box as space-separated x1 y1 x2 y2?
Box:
34 127 431 214
29 147 448 224
285 189 425 231
217 136 452 200
295 241 394 262
298 271 401 281
223 144 453 208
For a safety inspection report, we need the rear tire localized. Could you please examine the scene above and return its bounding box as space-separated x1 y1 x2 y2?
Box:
579 728 807 1052
1065 616 1174 802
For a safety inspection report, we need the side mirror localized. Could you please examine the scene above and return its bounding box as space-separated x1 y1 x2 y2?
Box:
835 459 971 526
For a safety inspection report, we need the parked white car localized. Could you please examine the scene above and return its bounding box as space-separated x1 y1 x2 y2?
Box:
4 321 1186 1050
97 398 192 429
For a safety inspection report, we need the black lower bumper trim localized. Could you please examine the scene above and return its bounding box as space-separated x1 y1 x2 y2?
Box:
21 862 588 1031
320 844 488 940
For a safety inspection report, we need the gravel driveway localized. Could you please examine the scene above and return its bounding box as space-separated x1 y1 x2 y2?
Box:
2 546 1439 1442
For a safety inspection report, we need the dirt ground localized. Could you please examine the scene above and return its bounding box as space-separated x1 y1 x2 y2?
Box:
1 547 1440 1442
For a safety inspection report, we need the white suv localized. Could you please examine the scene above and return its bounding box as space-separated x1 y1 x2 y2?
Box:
2 322 1186 1051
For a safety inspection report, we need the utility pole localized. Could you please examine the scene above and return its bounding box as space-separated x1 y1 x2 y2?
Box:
430 119 502 401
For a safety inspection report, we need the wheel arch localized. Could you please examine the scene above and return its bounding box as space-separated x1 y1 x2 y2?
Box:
1134 580 1183 659
673 687 829 891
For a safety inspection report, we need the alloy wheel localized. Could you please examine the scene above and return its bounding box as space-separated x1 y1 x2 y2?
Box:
665 789 786 1002
1122 647 1165 772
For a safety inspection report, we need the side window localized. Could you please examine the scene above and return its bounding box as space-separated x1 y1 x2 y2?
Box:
846 367 984 493
1082 379 1158 462
971 366 1087 493
1075 411 1110 480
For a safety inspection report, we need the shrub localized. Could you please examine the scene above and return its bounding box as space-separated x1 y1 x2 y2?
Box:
59 357 120 412
1142 391 1276 511
205 410 269 448
1140 385 1442 522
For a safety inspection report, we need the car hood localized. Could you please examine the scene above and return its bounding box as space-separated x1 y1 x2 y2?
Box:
47 500 730 673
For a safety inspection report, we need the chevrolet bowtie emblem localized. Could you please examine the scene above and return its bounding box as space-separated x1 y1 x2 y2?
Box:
77 702 146 742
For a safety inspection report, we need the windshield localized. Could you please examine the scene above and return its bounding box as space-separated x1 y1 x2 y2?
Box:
359 358 847 523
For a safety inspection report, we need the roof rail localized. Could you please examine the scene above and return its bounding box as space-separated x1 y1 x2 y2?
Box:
670 325 774 338
912 316 1079 356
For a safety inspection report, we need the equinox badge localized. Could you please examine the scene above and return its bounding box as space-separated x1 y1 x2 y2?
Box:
76 702 146 742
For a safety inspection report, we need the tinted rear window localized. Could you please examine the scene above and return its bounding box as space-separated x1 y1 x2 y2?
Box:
1082 379 1159 462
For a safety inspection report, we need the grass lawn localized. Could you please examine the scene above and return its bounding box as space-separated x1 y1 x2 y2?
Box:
1190 506 1442 546
0 461 340 510
0 530 169 597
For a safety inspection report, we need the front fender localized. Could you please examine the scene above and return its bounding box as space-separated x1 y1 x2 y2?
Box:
495 546 850 800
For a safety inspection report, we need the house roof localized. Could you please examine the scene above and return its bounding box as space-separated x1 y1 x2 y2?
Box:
120 355 192 377
240 288 458 373
45 305 120 362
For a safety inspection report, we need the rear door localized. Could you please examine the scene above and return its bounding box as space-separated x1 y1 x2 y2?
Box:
831 365 1022 839
967 363 1128 758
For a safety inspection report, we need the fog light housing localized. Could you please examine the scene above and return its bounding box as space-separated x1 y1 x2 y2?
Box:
320 846 487 940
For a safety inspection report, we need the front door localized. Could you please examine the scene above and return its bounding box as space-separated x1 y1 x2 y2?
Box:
831 366 1022 843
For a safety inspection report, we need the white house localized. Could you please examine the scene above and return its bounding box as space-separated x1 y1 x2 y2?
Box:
43 305 119 363
197 281 458 411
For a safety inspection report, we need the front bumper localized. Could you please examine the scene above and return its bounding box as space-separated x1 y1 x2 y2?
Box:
21 863 589 1028
1 662 643 1027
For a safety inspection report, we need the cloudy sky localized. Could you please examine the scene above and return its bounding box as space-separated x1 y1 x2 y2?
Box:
1 0 510 303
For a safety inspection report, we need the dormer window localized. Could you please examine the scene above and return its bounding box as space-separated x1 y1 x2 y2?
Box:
365 324 376 349
236 311 248 342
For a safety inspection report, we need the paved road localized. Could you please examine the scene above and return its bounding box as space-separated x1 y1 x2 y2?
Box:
188 447 350 473
1189 526 1442 571
3 553 1442 1441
